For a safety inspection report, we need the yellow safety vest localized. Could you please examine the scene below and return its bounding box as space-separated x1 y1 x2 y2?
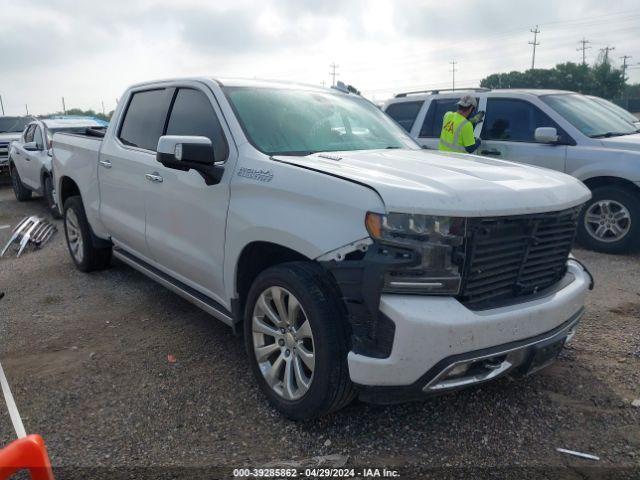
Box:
438 111 475 153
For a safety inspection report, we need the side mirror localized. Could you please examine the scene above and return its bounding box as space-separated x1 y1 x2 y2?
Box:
156 135 224 185
23 141 40 151
534 127 559 144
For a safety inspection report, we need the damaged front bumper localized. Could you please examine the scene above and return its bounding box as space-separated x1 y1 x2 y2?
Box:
322 237 592 403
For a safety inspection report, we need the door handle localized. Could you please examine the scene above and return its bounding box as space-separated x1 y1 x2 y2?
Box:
481 149 501 156
145 172 163 183
99 159 112 168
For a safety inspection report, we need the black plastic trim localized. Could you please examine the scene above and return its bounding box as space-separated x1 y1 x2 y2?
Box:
321 242 418 359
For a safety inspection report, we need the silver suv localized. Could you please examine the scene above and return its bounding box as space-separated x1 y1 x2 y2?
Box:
383 88 640 254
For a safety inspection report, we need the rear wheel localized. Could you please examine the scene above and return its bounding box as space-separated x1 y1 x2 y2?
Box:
10 165 32 201
244 262 355 420
577 186 640 254
43 175 62 219
63 196 112 272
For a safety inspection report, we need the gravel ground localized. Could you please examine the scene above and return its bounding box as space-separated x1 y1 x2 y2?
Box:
0 181 639 479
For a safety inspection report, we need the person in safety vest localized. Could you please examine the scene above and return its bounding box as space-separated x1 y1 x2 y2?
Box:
438 95 483 153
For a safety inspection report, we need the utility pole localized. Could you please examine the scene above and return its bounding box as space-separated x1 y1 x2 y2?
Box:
25 104 29 116
61 96 66 114
329 63 339 87
577 38 591 65
620 55 632 82
101 100 106 116
600 46 615 64
449 60 457 90
529 25 540 69
0 95 4 115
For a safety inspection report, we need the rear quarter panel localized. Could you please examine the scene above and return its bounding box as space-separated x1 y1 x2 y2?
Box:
52 134 109 238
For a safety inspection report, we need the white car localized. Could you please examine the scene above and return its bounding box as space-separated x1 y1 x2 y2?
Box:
52 78 591 419
0 116 34 174
9 118 105 217
383 88 640 254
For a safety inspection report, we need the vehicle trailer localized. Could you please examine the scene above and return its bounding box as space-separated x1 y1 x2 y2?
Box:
53 78 592 419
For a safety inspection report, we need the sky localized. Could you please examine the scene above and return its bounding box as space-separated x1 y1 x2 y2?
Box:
1 0 639 115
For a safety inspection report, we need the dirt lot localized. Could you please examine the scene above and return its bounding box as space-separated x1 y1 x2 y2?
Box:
0 181 639 479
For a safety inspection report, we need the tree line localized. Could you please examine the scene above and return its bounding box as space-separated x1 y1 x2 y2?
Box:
480 60 638 101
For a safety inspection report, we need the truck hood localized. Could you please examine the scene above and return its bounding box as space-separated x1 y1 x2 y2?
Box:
599 132 640 151
0 133 21 142
273 149 591 217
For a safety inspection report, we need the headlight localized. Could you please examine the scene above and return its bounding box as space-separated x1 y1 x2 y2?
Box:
365 212 466 295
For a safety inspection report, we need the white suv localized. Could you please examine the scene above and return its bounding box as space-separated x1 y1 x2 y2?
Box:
383 88 640 253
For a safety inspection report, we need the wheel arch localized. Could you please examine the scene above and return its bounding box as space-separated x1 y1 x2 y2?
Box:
58 175 81 207
233 241 311 324
582 176 640 196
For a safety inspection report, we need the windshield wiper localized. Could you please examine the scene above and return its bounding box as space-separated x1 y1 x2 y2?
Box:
589 131 633 138
270 150 317 157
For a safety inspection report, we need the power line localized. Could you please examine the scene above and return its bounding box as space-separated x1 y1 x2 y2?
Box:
528 25 540 69
577 38 591 65
329 63 339 87
449 60 457 90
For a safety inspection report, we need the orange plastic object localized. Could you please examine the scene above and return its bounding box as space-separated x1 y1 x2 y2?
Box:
0 434 54 480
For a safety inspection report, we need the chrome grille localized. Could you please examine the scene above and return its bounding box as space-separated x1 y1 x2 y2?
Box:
457 206 581 309
0 142 9 160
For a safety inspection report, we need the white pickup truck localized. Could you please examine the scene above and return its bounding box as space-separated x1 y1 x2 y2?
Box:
52 78 592 419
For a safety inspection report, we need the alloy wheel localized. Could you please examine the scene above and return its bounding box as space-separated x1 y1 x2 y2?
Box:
252 286 315 400
65 209 84 263
584 200 631 243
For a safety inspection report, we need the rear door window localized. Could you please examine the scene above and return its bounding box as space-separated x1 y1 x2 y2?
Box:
118 89 172 151
481 98 566 142
385 101 424 133
165 88 229 162
419 98 466 138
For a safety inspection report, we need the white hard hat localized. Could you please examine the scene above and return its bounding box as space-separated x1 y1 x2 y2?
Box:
457 95 478 109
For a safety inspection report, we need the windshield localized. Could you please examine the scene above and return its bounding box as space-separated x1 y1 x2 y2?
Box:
0 117 31 133
588 96 639 125
224 87 418 155
541 94 637 138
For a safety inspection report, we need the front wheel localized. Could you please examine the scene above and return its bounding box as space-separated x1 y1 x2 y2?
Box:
244 262 355 420
577 186 640 254
63 196 112 272
10 165 32 201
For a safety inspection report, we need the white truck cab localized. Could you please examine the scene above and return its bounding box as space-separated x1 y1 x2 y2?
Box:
52 78 592 419
383 88 640 254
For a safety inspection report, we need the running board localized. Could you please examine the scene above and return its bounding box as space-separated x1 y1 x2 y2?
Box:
112 248 234 326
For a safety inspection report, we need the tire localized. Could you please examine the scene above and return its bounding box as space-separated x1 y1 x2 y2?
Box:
10 164 32 201
576 186 640 254
63 196 112 272
244 262 355 420
43 175 62 219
